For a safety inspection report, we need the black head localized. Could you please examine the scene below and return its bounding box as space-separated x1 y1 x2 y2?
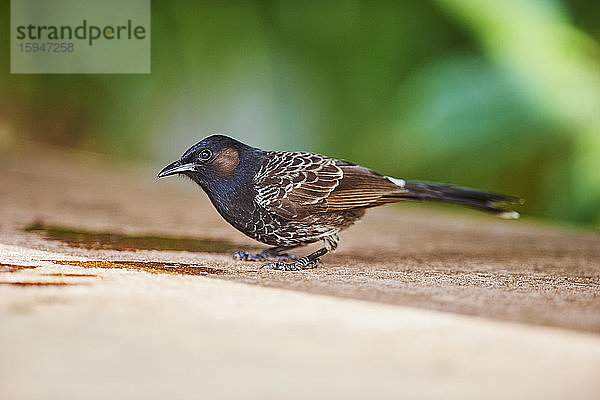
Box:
157 135 262 188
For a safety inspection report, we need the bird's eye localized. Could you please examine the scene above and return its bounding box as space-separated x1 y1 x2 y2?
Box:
199 149 212 161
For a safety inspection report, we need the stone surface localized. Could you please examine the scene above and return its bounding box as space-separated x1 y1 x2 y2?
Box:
1 142 599 399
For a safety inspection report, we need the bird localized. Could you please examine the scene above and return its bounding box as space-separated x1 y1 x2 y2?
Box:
158 135 520 271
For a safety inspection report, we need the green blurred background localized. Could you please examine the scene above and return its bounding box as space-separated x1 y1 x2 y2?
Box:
1 0 600 227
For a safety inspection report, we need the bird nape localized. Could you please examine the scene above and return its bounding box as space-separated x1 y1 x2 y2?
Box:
158 135 521 271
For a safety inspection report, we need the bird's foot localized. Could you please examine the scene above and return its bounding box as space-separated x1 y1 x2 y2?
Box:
259 256 322 271
233 250 298 262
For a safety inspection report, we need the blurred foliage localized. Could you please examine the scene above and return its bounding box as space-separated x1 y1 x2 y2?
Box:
1 0 599 227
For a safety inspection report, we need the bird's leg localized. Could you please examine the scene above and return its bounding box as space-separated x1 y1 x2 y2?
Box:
260 247 329 271
233 245 300 262
260 234 338 271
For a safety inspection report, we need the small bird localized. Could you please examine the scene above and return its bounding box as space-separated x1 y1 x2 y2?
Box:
158 135 520 271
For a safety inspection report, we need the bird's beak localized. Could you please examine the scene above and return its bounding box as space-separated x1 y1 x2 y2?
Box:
157 160 196 178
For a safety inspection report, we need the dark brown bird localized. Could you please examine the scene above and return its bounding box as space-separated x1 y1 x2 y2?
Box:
158 135 520 270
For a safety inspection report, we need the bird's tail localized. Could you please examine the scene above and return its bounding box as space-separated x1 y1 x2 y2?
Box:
401 181 521 219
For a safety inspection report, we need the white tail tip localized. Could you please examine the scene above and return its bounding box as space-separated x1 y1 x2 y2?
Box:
499 211 520 219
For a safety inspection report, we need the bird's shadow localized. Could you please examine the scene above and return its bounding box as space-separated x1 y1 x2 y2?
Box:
24 222 257 254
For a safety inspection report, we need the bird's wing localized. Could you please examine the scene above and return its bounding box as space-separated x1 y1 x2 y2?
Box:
325 162 412 210
254 152 411 219
254 152 342 219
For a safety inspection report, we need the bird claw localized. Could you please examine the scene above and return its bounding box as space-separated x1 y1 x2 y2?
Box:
259 257 322 271
233 250 297 262
233 250 253 261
